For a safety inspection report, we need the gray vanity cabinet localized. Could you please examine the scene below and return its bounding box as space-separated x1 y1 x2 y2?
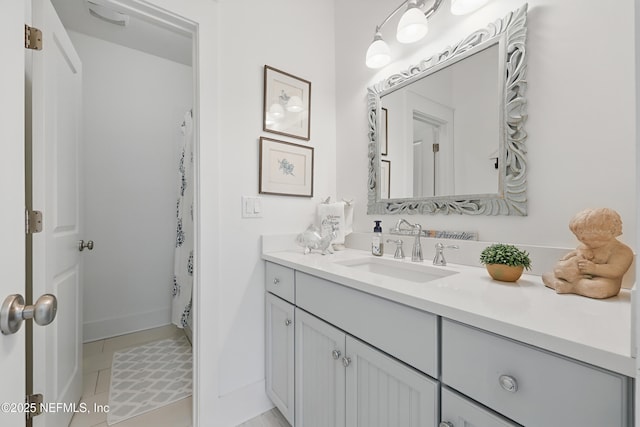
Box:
295 308 438 427
265 293 295 425
265 261 633 427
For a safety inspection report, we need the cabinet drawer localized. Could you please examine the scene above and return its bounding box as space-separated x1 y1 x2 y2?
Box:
296 271 438 377
266 262 295 303
441 319 631 427
441 386 519 427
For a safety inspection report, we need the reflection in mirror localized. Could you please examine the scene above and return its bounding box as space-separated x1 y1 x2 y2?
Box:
367 5 528 216
382 44 499 199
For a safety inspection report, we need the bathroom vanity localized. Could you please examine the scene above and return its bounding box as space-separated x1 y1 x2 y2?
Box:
263 247 633 427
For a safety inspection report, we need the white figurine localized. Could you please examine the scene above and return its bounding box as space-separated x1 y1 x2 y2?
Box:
296 224 336 255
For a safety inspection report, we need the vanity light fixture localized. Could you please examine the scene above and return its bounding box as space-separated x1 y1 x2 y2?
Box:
396 0 429 44
365 0 492 69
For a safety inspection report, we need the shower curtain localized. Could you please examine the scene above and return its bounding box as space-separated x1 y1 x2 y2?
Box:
172 110 194 328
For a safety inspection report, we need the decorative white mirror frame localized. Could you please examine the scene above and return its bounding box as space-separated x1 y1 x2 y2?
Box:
367 4 528 216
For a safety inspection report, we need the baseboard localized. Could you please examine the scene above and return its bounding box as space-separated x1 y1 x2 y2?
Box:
83 308 171 342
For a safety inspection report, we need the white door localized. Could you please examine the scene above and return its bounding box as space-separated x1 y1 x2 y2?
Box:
0 1 28 425
30 0 83 426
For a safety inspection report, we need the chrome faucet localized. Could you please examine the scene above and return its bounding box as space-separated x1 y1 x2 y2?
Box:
392 219 423 262
433 242 459 266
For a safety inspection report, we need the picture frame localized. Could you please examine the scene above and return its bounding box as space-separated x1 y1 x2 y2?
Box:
380 107 388 156
259 137 314 197
380 160 390 199
263 65 311 141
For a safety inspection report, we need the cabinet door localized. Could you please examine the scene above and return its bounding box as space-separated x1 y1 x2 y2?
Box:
295 308 346 427
266 293 295 424
345 336 439 427
440 387 520 427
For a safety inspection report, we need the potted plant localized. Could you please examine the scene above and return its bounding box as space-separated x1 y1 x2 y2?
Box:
480 243 532 282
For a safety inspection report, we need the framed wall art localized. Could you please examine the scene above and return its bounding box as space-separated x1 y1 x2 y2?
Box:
259 137 314 197
263 65 311 141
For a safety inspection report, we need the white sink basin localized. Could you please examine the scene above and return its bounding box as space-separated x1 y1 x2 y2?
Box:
335 257 458 283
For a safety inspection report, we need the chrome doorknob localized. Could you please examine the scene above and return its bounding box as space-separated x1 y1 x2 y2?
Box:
78 240 94 251
1 294 57 335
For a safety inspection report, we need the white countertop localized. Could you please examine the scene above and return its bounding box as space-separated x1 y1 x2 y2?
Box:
262 248 634 377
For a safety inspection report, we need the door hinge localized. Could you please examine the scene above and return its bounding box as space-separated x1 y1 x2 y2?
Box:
26 210 43 234
25 25 43 51
26 393 43 420
432 143 440 153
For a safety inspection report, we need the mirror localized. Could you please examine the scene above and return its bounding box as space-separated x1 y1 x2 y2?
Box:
367 5 528 216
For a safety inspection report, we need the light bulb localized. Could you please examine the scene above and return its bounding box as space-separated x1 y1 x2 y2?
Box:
397 5 428 43
365 32 391 69
450 0 490 15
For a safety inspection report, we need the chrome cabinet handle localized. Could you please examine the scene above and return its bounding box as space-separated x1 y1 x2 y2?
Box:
284 319 292 326
342 356 351 367
273 278 280 285
499 374 518 392
1 294 58 335
439 422 454 427
78 240 94 251
331 350 341 360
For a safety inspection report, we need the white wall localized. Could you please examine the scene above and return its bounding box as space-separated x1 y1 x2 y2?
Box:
70 31 193 341
336 0 636 249
216 0 336 412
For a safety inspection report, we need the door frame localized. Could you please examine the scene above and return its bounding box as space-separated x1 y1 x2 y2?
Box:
42 0 204 424
94 2 203 424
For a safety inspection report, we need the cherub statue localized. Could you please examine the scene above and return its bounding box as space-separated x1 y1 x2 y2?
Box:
542 208 633 299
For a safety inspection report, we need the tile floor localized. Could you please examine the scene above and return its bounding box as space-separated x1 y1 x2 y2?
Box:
70 325 192 427
237 408 291 427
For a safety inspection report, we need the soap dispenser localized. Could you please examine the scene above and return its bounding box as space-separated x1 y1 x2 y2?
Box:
372 220 384 256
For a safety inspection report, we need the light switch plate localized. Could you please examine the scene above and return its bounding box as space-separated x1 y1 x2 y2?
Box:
242 196 263 218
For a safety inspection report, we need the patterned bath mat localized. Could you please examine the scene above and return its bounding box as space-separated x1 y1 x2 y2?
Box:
107 335 192 425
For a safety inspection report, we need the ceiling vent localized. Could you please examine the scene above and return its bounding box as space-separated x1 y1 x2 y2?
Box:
86 1 130 27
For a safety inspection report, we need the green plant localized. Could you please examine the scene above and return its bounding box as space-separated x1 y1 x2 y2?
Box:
480 243 532 270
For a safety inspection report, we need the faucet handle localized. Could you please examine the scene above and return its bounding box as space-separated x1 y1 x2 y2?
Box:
387 239 405 259
433 243 459 266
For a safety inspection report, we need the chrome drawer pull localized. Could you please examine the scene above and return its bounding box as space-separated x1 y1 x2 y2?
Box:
342 356 351 367
273 278 280 285
499 374 518 392
284 319 292 326
439 422 454 427
331 350 341 360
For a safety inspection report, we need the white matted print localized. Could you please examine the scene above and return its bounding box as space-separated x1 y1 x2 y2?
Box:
263 65 311 140
260 137 314 197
